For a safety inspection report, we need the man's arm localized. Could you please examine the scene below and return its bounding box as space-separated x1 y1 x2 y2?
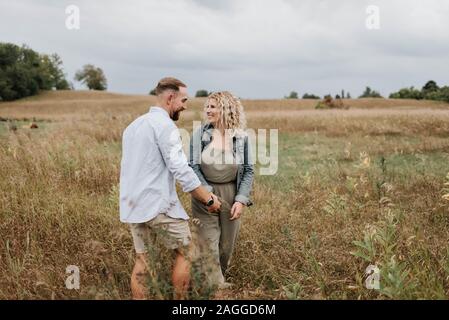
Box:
191 186 221 213
156 122 221 212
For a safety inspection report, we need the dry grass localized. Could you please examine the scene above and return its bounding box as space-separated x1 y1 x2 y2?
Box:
1 90 449 299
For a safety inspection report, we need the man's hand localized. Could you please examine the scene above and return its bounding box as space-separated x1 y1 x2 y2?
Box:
207 193 221 213
230 201 244 220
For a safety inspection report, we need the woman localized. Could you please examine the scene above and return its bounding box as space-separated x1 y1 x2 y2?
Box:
189 91 254 289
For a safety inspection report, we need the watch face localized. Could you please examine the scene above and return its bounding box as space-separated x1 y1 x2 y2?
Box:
207 197 214 206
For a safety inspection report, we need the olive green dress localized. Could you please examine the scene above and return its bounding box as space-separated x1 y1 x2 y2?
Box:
192 143 240 287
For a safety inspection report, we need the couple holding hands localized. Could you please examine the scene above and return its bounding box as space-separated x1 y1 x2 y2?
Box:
119 77 254 299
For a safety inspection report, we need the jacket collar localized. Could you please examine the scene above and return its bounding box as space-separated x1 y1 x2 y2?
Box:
202 122 246 142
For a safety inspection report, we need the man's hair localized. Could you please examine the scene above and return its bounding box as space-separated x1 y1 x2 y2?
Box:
154 77 186 96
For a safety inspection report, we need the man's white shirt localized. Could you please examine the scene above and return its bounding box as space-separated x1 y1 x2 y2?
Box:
119 106 201 223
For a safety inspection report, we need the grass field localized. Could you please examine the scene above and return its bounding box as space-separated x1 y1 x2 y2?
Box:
1 90 449 299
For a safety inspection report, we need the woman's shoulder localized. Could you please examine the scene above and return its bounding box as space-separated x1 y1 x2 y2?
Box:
191 123 213 146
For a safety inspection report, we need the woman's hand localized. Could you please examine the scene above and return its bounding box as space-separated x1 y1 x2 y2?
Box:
230 202 245 220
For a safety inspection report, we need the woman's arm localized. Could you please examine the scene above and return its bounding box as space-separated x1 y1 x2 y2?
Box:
234 135 255 206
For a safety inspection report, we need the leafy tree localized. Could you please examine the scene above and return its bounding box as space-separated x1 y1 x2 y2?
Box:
422 80 439 92
285 91 298 99
421 80 439 98
389 81 449 103
0 43 41 100
149 88 157 95
359 86 383 98
39 53 70 90
0 42 70 101
302 93 320 99
195 89 209 97
425 86 449 103
389 87 422 100
74 64 107 90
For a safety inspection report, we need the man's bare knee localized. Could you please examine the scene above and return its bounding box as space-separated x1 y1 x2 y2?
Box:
133 253 148 275
175 244 193 261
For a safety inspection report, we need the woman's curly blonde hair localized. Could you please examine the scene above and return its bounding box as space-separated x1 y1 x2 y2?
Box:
204 91 247 137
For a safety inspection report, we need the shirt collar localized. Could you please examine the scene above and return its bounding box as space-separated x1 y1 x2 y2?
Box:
149 106 170 118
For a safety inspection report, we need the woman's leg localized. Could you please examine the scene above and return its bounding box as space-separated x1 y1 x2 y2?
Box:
192 199 225 286
219 209 241 275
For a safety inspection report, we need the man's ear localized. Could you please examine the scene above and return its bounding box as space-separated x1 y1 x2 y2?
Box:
167 92 176 105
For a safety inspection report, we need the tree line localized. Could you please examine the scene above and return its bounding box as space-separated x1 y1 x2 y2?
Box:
0 42 107 101
283 81 449 103
389 80 449 102
2 42 448 104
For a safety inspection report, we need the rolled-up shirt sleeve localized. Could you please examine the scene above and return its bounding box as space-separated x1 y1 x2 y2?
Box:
156 122 201 193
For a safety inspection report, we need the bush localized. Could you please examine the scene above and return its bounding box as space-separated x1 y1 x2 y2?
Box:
315 95 348 109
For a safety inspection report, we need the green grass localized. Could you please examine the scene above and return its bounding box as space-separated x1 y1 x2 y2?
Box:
257 131 449 194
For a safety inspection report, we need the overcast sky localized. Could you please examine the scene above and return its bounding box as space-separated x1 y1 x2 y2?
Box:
1 0 449 98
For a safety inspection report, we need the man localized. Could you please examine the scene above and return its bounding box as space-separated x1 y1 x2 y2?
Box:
119 77 221 299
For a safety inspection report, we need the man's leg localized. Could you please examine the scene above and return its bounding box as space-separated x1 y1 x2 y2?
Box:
131 253 148 300
172 247 191 299
129 223 150 299
149 213 196 299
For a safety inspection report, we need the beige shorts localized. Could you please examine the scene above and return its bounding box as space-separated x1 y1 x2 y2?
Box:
129 213 191 254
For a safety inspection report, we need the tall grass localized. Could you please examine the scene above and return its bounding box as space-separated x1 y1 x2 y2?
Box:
1 91 449 299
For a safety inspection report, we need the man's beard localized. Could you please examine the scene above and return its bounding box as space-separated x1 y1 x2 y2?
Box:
171 109 182 121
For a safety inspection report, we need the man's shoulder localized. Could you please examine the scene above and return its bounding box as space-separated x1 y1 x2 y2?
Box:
124 109 172 135
148 115 181 144
151 115 177 133
123 113 149 133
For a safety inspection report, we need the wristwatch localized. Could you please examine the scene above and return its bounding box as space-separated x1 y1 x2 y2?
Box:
206 196 214 207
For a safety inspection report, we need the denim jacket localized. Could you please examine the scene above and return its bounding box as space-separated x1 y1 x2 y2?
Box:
189 123 254 207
